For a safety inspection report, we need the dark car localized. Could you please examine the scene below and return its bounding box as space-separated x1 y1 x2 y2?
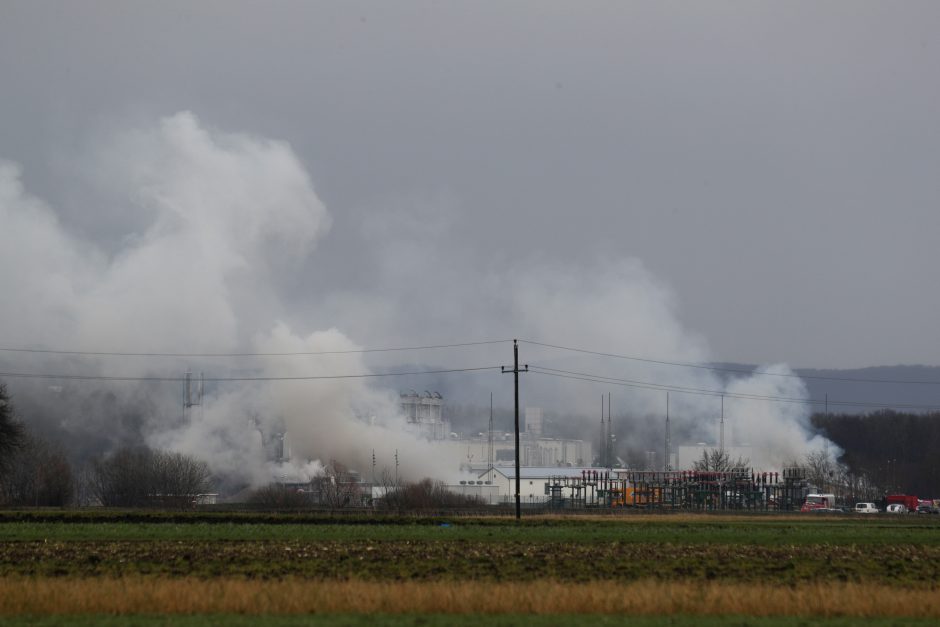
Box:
916 505 939 514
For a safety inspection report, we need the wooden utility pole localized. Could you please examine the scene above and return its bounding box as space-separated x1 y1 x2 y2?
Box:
502 339 528 520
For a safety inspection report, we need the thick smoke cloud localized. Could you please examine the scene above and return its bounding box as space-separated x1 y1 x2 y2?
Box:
1 112 329 351
0 112 832 489
316 204 832 468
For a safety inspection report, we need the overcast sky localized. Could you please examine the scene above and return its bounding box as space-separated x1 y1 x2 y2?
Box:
2 1 938 369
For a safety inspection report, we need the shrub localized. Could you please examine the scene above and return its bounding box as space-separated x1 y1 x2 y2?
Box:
0 433 73 506
91 446 211 508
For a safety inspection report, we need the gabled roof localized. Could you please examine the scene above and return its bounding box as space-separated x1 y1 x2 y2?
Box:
478 467 606 480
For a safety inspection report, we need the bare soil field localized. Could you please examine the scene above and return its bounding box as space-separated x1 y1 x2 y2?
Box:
2 510 939 622
2 539 939 584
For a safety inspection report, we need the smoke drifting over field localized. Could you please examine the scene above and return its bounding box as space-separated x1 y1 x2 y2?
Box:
0 113 831 486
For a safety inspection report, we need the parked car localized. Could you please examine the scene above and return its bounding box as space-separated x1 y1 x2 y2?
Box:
855 502 879 514
916 504 939 515
886 494 919 511
806 507 845 514
886 503 908 514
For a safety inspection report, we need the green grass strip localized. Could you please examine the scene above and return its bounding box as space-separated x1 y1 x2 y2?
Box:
3 519 940 545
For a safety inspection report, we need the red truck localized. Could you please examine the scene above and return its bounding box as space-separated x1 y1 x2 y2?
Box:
886 494 918 511
801 493 837 512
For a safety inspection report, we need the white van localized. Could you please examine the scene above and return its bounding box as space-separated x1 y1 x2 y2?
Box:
854 502 878 514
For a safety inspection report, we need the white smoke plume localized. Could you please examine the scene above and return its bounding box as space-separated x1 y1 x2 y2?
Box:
0 112 448 486
0 111 833 489
501 261 830 468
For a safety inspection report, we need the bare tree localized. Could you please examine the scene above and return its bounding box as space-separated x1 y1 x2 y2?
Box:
0 433 73 506
309 460 363 509
375 477 485 511
248 483 310 509
150 450 212 508
804 449 837 493
803 449 878 505
91 446 154 507
376 467 402 512
74 463 97 507
0 383 25 471
692 448 750 472
91 446 211 508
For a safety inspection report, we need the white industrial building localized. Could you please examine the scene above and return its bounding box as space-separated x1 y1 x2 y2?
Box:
436 433 591 469
476 466 597 504
524 407 544 436
400 390 449 440
445 480 501 505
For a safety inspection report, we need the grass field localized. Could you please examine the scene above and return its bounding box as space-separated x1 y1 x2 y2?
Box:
1 510 939 622
7 615 940 626
3 509 939 544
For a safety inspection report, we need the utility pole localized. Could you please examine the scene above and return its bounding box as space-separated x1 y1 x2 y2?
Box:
502 339 528 520
665 392 671 472
607 392 613 470
719 395 725 453
487 392 494 474
600 395 605 468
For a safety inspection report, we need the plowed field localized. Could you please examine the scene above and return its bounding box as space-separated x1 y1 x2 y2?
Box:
2 511 939 622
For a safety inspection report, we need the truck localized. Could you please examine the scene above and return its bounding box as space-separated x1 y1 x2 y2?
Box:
801 493 838 512
886 494 918 512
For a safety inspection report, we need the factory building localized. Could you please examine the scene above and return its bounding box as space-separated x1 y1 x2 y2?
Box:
524 407 543 436
400 390 449 440
439 433 591 469
476 466 597 504
445 480 501 505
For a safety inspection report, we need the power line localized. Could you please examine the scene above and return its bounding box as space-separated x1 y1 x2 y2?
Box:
0 365 500 383
0 339 510 359
530 365 808 404
7 336 938 387
528 365 940 411
520 339 940 386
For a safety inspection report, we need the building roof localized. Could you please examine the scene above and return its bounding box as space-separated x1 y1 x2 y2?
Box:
479 467 607 480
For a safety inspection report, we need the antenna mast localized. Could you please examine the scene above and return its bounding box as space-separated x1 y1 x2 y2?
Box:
600 395 605 467
607 392 613 470
487 392 494 473
665 392 671 471
720 395 725 453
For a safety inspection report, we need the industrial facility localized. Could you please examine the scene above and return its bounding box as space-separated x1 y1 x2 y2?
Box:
182 379 817 511
540 466 810 511
400 390 449 440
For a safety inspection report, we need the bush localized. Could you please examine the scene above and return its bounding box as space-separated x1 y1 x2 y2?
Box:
0 433 73 506
0 383 25 471
381 478 485 511
91 446 211 508
248 484 310 509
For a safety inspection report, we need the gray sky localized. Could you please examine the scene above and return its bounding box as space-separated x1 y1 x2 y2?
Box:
2 1 938 369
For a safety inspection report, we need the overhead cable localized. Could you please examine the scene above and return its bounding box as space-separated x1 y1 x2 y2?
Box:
528 366 940 411
0 339 510 359
0 365 500 383
521 339 940 386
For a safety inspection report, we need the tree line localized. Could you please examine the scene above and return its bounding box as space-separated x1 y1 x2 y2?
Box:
812 410 940 497
688 411 940 503
0 383 211 507
248 460 485 511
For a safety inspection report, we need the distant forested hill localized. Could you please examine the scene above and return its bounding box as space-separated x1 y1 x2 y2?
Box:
811 410 940 497
713 364 940 412
724 364 940 495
